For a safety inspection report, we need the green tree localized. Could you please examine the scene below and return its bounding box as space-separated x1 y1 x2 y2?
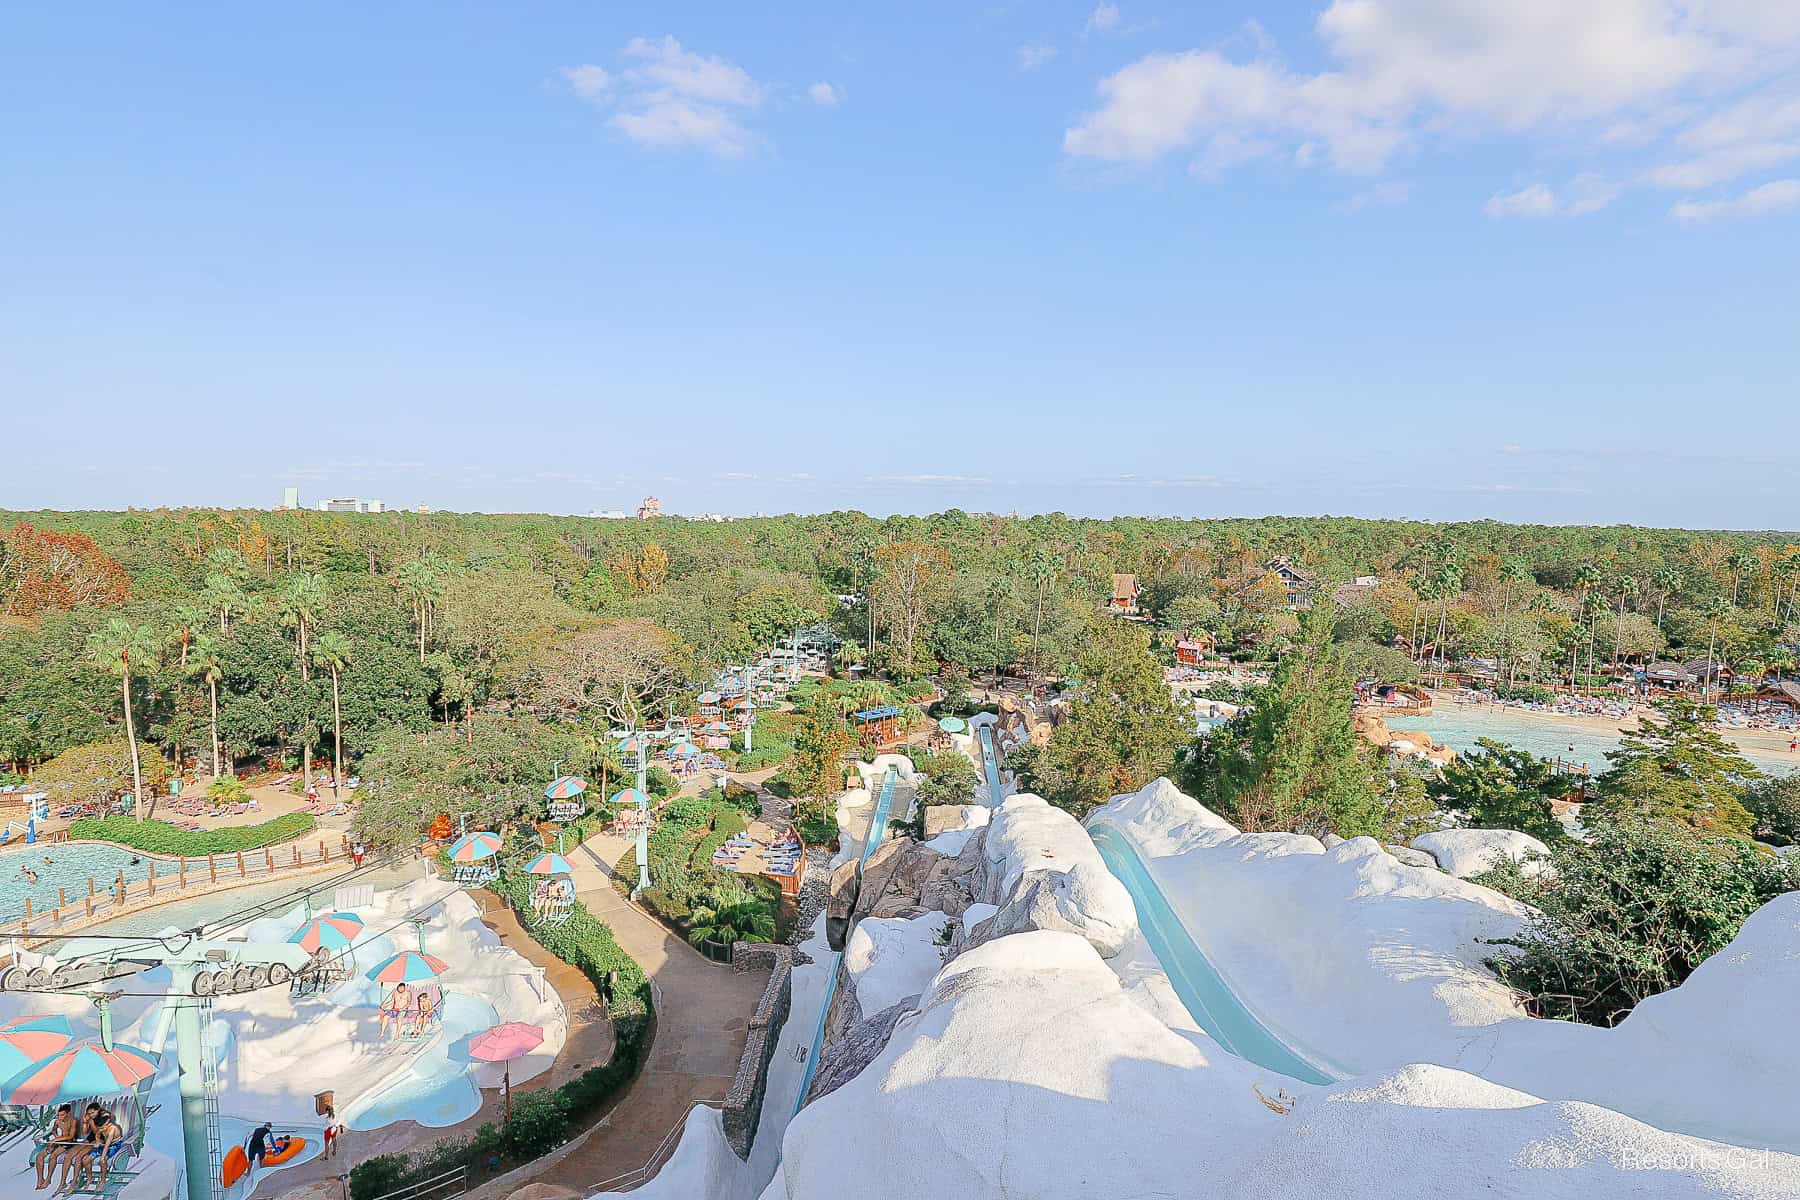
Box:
686 897 776 947
786 695 852 801
279 572 328 792
311 630 353 797
1428 738 1566 842
1651 565 1684 631
1182 607 1383 837
397 557 443 665
169 603 208 670
1162 593 1221 636
1743 774 1800 846
1590 698 1758 836
1021 620 1190 819
201 572 247 634
83 618 159 820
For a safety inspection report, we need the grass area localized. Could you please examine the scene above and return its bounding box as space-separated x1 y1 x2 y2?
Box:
67 812 317 855
348 872 653 1200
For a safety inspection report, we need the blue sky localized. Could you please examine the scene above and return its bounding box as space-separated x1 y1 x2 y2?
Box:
3 2 1797 527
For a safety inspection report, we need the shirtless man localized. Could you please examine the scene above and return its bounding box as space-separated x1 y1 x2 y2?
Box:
34 1103 78 1190
56 1107 116 1196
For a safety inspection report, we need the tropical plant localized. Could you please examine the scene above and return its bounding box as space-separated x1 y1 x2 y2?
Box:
188 633 226 778
685 898 776 948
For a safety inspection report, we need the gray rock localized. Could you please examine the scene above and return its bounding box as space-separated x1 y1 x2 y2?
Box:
1385 844 1441 870
805 997 916 1106
965 861 1136 959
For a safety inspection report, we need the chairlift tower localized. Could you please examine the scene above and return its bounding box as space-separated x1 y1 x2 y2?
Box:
1 938 311 1200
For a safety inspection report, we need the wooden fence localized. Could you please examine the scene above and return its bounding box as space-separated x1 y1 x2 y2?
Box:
5 834 356 944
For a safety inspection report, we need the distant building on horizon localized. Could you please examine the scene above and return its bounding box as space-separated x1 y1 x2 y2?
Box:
588 508 630 519
637 496 662 519
277 486 300 511
317 497 385 514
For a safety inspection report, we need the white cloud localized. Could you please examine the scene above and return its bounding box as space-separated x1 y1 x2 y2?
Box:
1018 43 1057 71
561 37 771 157
1671 177 1800 221
1484 174 1619 218
1484 184 1557 219
1087 3 1121 34
808 81 842 106
1063 0 1800 206
560 64 610 99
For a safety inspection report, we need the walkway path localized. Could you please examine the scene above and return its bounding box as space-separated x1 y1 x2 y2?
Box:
522 831 770 1194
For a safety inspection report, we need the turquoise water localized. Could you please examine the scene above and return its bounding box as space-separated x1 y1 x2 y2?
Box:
1385 707 1796 775
344 991 501 1131
1089 825 1334 1086
0 842 163 923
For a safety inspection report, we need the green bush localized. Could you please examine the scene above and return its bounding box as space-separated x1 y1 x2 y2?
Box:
68 812 316 856
1477 817 1800 1026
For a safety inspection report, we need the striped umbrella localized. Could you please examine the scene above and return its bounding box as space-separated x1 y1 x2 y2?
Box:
447 832 502 863
0 1014 74 1083
669 740 699 758
1 1039 159 1105
288 912 365 954
523 852 573 876
544 776 588 800
366 951 450 984
616 734 646 755
696 691 721 704
610 787 648 808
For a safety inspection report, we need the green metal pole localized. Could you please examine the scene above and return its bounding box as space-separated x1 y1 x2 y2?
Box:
633 736 650 896
169 965 214 1200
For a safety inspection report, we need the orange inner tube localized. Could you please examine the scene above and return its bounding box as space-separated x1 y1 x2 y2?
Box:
220 1147 248 1188
262 1137 306 1167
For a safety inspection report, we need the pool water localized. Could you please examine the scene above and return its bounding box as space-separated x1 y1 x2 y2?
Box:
1385 708 1796 775
344 991 500 1131
0 841 164 923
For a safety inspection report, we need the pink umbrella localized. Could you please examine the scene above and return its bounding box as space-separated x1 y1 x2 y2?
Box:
468 1022 545 1127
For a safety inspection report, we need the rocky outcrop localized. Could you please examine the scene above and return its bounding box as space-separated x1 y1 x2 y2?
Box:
977 794 1137 957
802 997 914 1106
1384 844 1440 870
722 943 792 1159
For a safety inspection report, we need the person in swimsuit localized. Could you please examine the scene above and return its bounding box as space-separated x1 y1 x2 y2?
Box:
34 1103 77 1190
380 982 410 1041
410 989 435 1037
55 1107 113 1196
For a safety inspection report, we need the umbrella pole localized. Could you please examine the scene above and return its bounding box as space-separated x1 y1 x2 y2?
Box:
503 1067 511 1131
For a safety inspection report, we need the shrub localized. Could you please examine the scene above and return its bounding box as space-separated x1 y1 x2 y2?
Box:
206 775 250 804
1476 817 1800 1026
1744 775 1800 846
68 812 316 856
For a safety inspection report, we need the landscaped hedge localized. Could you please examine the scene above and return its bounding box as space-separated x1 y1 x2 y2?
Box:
348 871 653 1200
68 812 316 856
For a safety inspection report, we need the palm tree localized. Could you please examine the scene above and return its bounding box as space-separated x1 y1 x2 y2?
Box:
1725 549 1758 606
169 603 208 670
1570 563 1602 687
1772 555 1800 625
188 634 225 779
311 631 353 797
1432 559 1463 677
1701 596 1731 703
1652 565 1685 632
1611 576 1638 669
85 618 158 821
201 572 247 634
397 559 442 665
279 573 328 793
1498 558 1533 683
1027 549 1058 679
986 573 1018 665
1767 647 1798 684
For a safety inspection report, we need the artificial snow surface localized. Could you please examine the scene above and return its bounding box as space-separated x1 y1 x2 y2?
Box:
1090 777 1800 1155
760 931 1800 1199
843 912 948 1016
979 793 1137 957
1411 828 1552 878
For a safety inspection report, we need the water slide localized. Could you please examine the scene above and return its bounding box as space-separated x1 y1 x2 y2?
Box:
792 767 900 1112
975 725 1005 807
1088 825 1335 1085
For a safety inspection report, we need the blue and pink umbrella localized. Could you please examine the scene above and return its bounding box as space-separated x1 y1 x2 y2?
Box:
544 776 588 800
366 951 450 985
0 1014 74 1082
610 787 648 808
523 852 573 876
668 741 699 759
448 832 502 863
1 1039 159 1105
288 912 365 954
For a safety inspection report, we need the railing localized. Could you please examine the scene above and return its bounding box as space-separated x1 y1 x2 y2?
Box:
590 1102 716 1193
3 835 355 943
367 1164 468 1200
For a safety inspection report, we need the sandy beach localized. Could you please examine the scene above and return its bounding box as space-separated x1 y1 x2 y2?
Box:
1426 692 1800 769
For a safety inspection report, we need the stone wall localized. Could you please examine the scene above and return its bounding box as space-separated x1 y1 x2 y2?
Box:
721 941 793 1159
